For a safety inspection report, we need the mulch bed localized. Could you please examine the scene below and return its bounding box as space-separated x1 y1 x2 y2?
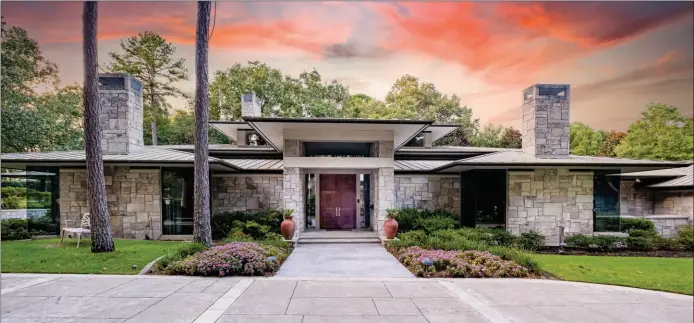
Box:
536 247 693 258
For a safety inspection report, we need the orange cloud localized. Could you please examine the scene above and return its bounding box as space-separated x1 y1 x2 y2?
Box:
657 50 680 65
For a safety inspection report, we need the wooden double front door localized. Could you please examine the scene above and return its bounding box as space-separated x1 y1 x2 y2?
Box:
319 174 357 230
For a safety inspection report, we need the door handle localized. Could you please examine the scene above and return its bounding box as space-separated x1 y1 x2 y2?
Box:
335 207 339 217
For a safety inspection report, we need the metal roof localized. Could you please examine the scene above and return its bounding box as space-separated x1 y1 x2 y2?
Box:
647 166 693 188
394 160 452 171
612 167 691 178
397 146 520 154
431 151 691 171
158 144 277 152
1 147 239 171
224 159 284 170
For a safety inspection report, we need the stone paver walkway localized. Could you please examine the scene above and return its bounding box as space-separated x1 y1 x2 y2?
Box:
275 243 414 278
1 274 692 323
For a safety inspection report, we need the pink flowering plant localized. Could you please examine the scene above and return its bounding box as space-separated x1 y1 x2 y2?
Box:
394 246 529 278
166 242 288 276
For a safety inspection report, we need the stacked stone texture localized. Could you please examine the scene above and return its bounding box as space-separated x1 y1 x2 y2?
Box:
619 181 654 216
98 75 143 155
282 139 304 237
394 176 460 215
647 216 693 237
59 168 161 239
211 176 283 214
507 169 593 244
521 84 570 158
241 93 262 117
371 140 395 235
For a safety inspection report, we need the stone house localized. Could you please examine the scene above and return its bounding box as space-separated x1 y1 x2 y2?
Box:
1 74 691 243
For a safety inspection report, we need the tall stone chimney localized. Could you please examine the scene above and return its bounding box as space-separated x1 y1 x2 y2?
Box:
422 131 433 148
98 73 144 155
521 84 570 158
237 93 262 146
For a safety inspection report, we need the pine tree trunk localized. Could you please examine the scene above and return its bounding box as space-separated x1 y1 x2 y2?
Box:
193 1 212 247
83 1 115 252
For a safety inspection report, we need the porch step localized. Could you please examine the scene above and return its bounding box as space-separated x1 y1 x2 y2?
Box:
297 237 381 244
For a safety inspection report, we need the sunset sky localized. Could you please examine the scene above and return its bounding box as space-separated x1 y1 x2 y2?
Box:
3 1 693 131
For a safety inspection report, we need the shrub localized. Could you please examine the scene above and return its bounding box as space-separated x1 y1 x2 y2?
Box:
565 234 592 248
620 218 655 233
675 225 694 251
155 242 208 271
394 246 529 278
395 208 459 233
626 236 655 250
483 228 517 246
165 242 287 276
487 246 541 273
591 235 622 252
655 236 681 251
211 209 281 240
0 218 53 240
518 231 545 251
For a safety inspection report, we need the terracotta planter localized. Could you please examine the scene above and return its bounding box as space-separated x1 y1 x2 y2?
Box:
280 217 296 240
384 218 398 239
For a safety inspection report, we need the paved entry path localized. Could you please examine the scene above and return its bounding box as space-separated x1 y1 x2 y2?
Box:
275 243 414 278
1 274 692 323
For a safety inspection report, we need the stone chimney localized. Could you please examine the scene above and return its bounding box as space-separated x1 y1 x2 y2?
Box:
521 84 570 158
237 93 262 146
423 131 433 148
98 73 144 155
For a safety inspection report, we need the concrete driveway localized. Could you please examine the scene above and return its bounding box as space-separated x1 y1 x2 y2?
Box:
1 274 692 323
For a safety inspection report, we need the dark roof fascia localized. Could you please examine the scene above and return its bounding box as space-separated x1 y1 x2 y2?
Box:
0 159 241 171
242 116 434 125
427 124 461 127
647 185 694 191
209 120 249 125
431 161 691 173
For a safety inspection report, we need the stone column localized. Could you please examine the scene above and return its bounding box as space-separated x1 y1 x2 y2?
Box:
282 168 304 237
373 167 395 236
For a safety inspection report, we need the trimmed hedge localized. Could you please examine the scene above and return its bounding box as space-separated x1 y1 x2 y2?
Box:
396 208 460 233
211 209 281 240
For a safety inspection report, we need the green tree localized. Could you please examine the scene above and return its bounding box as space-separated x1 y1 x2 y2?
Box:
569 122 604 156
157 109 228 145
471 124 505 147
1 18 58 108
209 61 349 120
500 127 522 149
616 104 693 161
105 31 188 145
385 75 465 123
596 131 626 157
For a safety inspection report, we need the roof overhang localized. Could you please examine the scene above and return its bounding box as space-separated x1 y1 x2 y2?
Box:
242 117 432 151
426 124 460 142
209 121 253 143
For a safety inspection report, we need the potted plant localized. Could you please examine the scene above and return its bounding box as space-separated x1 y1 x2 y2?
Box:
280 209 296 240
384 208 399 239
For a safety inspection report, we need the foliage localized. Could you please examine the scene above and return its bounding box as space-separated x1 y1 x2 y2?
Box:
105 31 189 144
615 104 694 161
534 254 693 295
154 108 229 145
395 208 460 233
209 61 349 120
0 217 57 240
564 234 592 249
500 127 522 148
596 131 626 157
518 231 545 251
155 242 208 271
570 122 605 156
620 218 656 233
390 228 541 273
565 234 624 251
471 124 505 148
675 226 694 251
626 229 658 251
1 238 184 274
1 186 52 209
165 242 287 276
394 247 528 278
210 209 281 240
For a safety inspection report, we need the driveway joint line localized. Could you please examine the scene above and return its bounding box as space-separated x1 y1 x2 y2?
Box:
1 276 59 295
284 280 299 315
438 280 512 323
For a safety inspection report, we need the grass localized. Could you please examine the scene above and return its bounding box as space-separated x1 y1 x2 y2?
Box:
534 254 694 295
1 238 188 275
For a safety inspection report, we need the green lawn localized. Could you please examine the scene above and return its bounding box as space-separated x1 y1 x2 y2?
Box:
534 254 694 295
1 238 187 274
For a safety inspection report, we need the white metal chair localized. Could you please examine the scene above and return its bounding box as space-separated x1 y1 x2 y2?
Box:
61 213 91 248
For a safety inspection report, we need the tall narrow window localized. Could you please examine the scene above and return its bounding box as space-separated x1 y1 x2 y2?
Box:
161 169 194 235
593 170 621 232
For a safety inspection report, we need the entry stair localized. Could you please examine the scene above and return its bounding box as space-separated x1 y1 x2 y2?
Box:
297 230 381 244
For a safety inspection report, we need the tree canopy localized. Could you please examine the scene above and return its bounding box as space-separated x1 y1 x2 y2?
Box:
569 122 605 156
615 104 693 161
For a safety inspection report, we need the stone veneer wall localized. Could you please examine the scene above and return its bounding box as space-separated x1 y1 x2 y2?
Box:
521 85 570 158
507 169 593 244
59 168 161 239
372 167 395 235
394 175 460 215
99 75 144 155
645 216 692 238
653 192 694 217
211 176 283 214
282 167 304 237
619 180 653 216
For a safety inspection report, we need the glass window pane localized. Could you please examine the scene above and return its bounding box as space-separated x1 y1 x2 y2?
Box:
162 169 194 235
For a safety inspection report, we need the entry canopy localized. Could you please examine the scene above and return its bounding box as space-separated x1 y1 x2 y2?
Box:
239 117 434 151
208 121 253 143
426 124 460 142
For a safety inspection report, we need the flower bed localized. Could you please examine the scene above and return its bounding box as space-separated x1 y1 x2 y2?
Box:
393 246 529 278
157 241 289 277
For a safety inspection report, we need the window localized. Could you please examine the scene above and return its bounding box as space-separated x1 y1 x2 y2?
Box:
161 169 194 235
0 167 60 235
246 131 267 146
404 135 424 147
303 142 372 157
593 170 621 232
461 170 506 227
